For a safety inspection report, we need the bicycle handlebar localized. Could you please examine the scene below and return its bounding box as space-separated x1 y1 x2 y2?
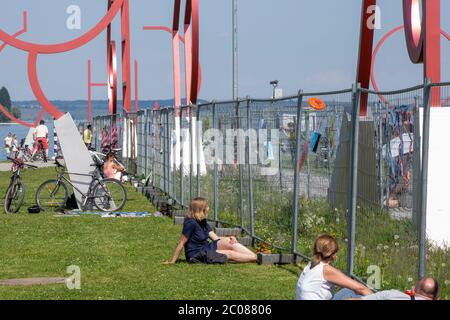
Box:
7 157 38 169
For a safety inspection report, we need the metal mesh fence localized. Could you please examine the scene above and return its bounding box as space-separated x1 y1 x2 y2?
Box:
296 90 353 270
89 82 450 297
350 86 423 288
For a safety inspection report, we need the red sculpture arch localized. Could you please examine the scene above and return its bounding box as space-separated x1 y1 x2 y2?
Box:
142 26 203 110
371 25 450 107
0 0 130 122
357 0 442 114
0 11 46 128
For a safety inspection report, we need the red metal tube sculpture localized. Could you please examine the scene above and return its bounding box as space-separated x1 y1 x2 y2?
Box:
0 0 130 121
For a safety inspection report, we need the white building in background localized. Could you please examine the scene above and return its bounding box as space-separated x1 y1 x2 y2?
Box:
273 87 283 99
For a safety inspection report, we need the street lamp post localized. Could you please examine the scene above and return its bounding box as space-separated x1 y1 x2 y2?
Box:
270 80 279 99
233 0 238 100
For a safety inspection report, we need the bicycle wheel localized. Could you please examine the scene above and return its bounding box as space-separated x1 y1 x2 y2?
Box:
4 181 25 214
36 179 69 211
93 179 127 212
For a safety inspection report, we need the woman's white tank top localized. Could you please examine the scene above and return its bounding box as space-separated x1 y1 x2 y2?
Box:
295 261 334 300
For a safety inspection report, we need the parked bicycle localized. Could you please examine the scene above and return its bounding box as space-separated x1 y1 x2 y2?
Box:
35 158 127 212
17 139 34 162
4 157 38 214
17 139 47 162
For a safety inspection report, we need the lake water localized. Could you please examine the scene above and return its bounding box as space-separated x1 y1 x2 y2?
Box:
0 123 55 160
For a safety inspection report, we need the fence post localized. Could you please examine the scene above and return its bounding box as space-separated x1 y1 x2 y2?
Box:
419 79 432 279
377 102 384 207
412 96 421 228
327 105 332 184
278 112 283 189
162 111 167 193
237 100 245 229
189 106 194 202
166 110 171 196
305 111 311 199
109 115 113 148
172 109 177 201
347 83 362 275
246 98 255 239
212 102 218 222
152 111 157 188
196 105 201 197
180 107 184 207
291 90 304 254
144 110 149 179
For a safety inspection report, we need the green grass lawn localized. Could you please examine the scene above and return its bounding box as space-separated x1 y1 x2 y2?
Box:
0 167 299 299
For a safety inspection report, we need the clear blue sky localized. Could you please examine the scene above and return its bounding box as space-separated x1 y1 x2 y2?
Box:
1 0 450 101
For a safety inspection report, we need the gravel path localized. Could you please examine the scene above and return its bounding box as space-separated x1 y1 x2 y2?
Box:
0 160 55 172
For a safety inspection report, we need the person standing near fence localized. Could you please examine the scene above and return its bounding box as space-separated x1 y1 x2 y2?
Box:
11 134 18 158
83 124 92 149
3 132 12 158
31 120 49 160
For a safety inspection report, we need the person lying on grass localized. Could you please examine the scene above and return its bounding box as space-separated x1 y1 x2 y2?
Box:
349 277 440 300
296 234 373 300
166 197 257 264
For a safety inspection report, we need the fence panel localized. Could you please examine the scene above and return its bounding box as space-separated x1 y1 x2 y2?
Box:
351 86 423 290
294 91 352 267
196 103 216 218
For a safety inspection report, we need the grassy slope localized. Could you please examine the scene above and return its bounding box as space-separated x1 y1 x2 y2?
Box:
0 167 299 300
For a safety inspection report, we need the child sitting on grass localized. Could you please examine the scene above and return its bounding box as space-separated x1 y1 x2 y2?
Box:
166 197 257 264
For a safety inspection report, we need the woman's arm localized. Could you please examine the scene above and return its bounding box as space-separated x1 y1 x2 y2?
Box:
209 231 220 241
113 161 126 172
208 232 237 244
323 265 373 296
166 234 189 264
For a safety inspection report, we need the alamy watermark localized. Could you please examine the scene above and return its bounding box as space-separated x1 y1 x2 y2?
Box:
66 265 81 290
367 5 382 30
66 5 81 30
174 123 283 176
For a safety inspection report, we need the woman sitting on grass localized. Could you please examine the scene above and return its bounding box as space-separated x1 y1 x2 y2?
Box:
166 197 257 264
102 152 125 180
296 234 373 300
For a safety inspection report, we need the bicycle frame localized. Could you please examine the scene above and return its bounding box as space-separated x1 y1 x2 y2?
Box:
7 168 21 190
52 169 108 209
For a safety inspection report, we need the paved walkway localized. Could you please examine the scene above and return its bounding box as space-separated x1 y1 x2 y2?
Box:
0 160 55 172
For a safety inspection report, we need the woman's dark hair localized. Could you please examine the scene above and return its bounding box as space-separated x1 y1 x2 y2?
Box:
40 120 45 125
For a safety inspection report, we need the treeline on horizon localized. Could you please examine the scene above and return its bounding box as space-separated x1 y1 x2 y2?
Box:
10 98 210 121
0 86 21 123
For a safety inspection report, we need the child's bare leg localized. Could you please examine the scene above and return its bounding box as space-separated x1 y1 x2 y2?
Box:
231 243 257 257
216 250 257 263
217 238 257 259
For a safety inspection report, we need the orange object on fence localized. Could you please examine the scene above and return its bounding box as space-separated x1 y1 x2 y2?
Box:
308 97 326 111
